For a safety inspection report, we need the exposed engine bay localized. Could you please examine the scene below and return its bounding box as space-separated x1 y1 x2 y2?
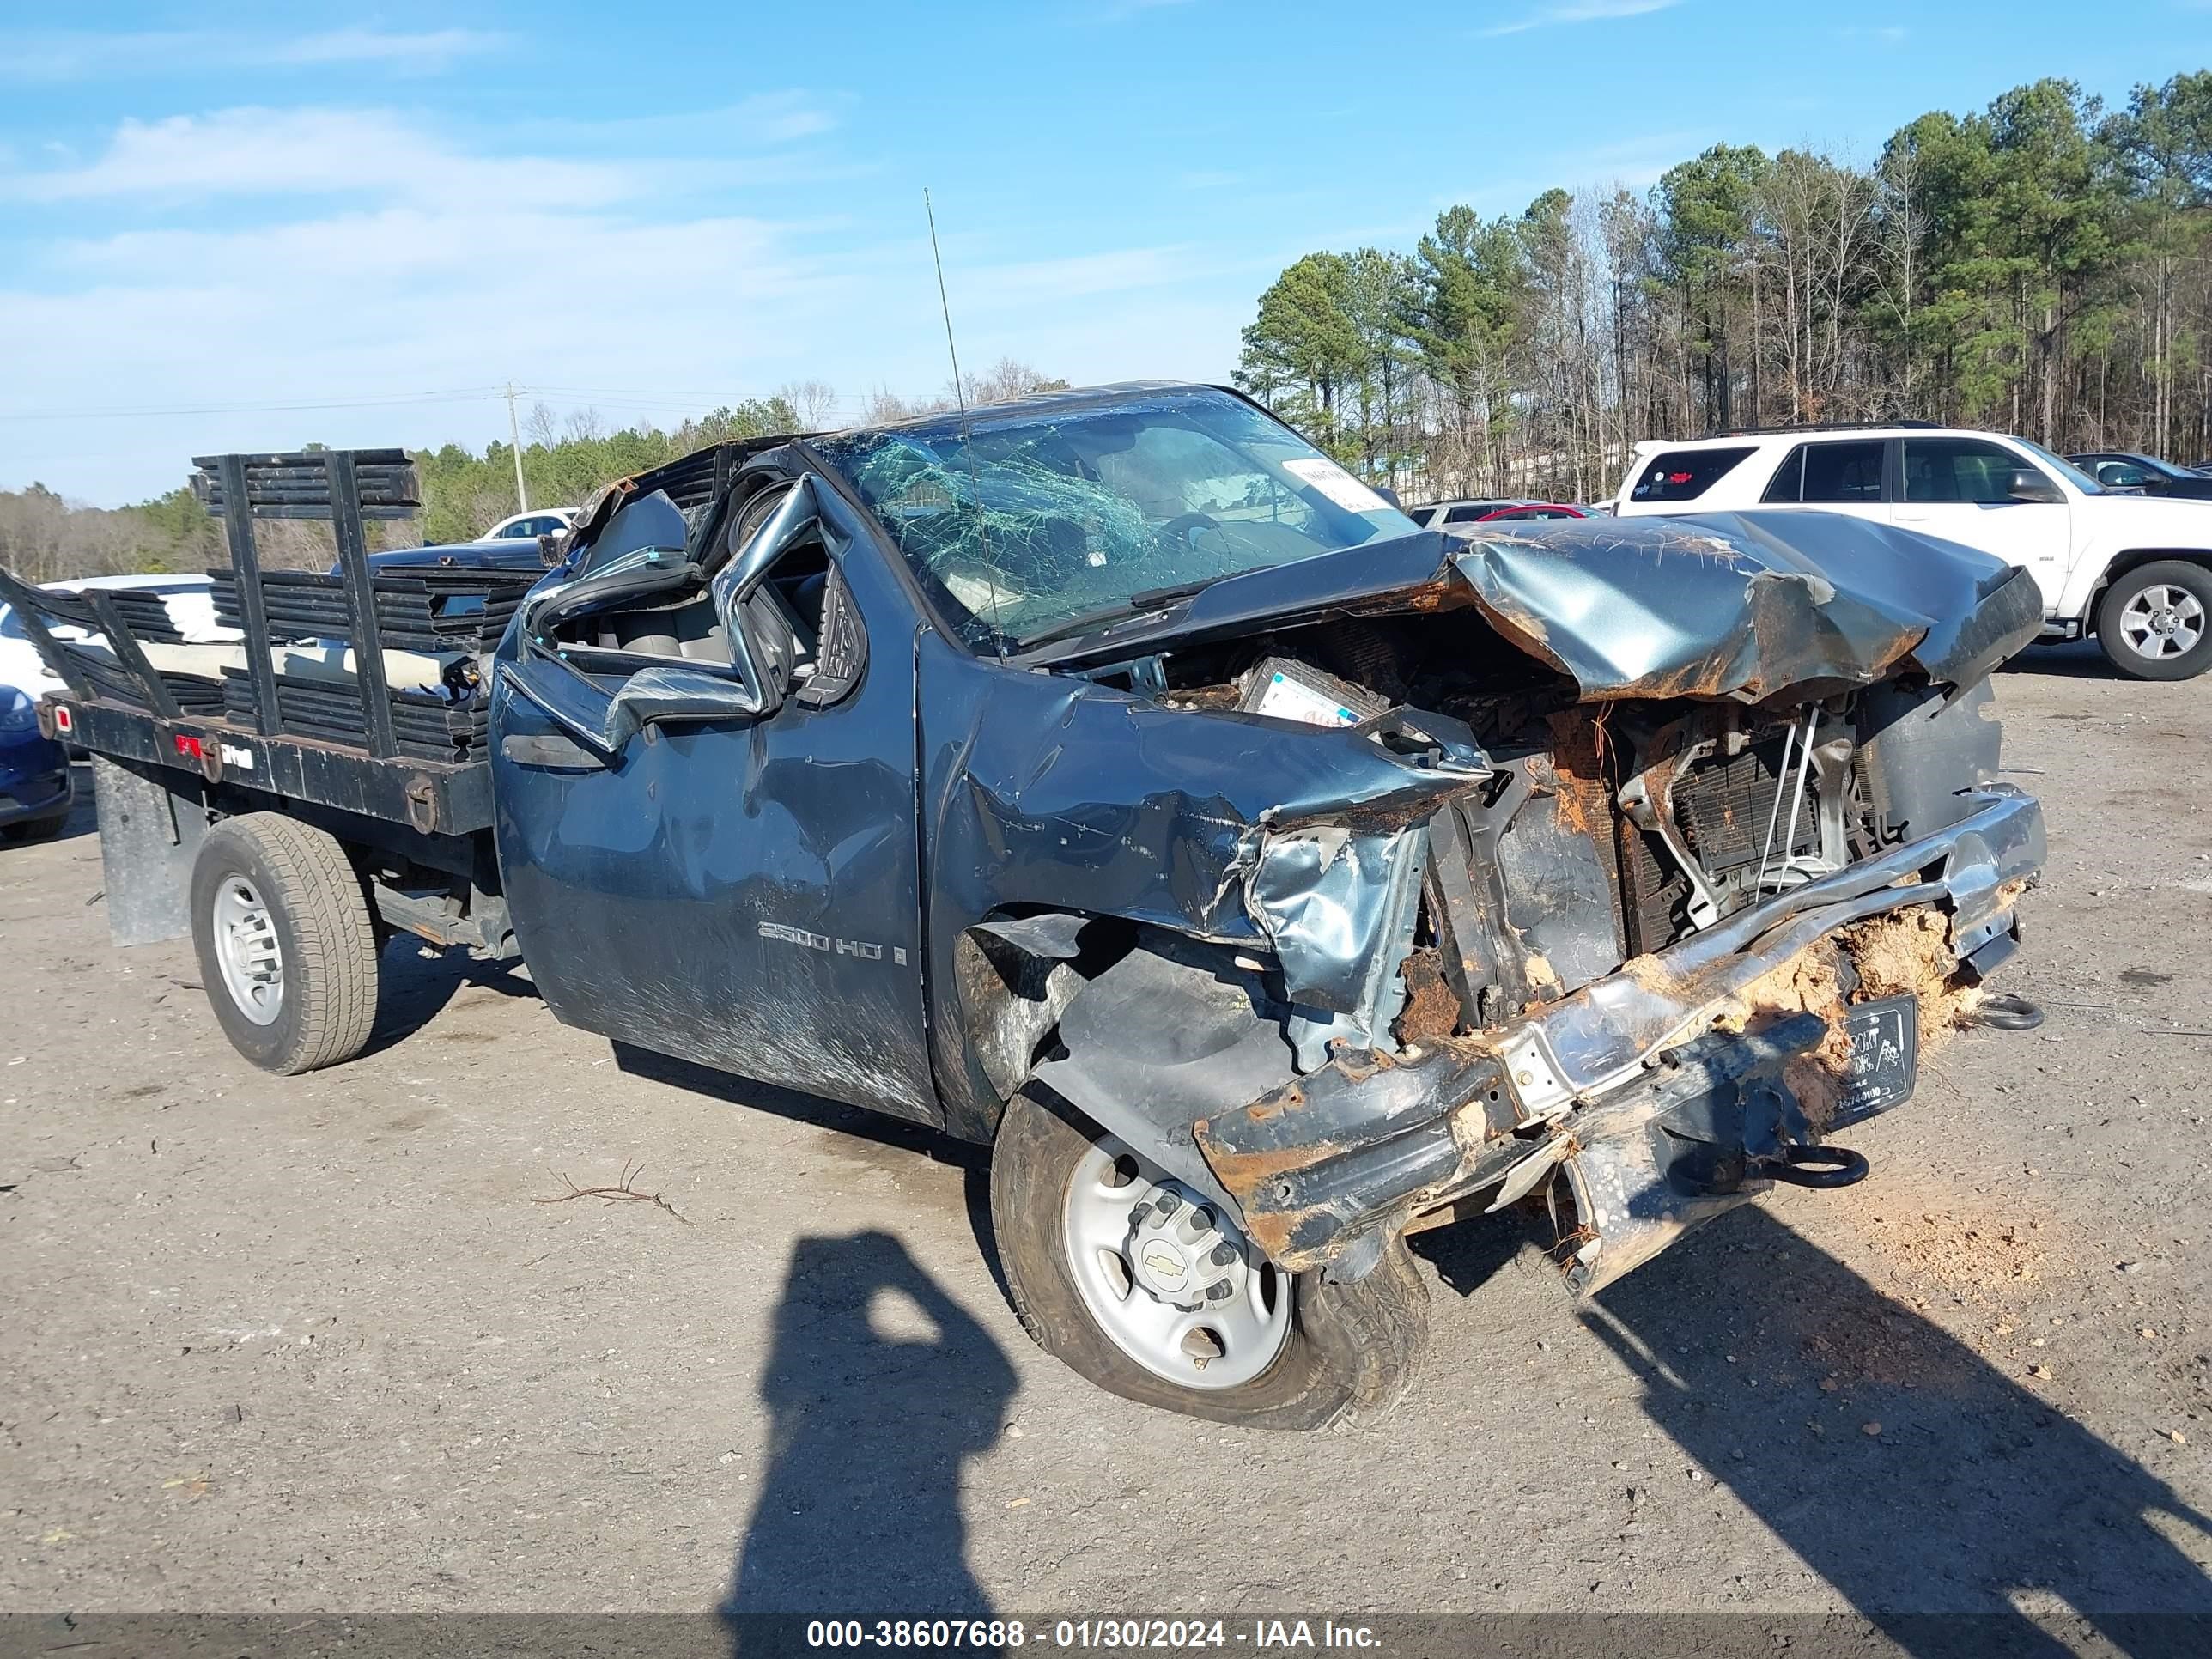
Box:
1002 513 2047 1298
1077 599 2002 1042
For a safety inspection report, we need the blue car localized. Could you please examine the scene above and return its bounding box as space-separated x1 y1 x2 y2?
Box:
0 685 72 841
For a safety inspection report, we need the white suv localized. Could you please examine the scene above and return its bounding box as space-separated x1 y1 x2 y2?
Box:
1613 423 2212 680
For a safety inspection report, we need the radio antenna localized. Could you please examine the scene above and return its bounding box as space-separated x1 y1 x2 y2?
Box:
926 188 969 420
923 187 1007 659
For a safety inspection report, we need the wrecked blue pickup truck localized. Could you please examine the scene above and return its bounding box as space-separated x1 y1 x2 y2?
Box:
7 384 2046 1427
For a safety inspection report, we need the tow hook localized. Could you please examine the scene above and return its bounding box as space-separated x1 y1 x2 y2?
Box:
1760 1143 1871 1189
1961 993 2044 1031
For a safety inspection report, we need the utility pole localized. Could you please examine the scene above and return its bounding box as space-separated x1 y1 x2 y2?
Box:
505 382 529 511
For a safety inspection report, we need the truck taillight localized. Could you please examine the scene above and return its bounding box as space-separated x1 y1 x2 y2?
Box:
51 704 72 733
173 733 203 760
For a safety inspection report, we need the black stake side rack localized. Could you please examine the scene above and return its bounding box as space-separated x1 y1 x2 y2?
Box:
195 449 412 759
0 449 496 836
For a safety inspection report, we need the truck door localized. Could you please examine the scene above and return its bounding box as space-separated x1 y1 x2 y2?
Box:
1893 436 2070 608
487 477 938 1125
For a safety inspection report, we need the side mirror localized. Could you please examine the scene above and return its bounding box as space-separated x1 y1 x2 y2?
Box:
1374 484 1403 509
2008 468 2063 505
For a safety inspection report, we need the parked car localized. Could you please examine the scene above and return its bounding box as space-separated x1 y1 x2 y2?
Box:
0 600 47 700
6 383 2050 1429
1404 498 1547 527
483 507 579 542
344 509 576 578
0 684 71 841
1457 502 1591 525
2064 451 2212 499
1615 423 2212 679
349 538 558 576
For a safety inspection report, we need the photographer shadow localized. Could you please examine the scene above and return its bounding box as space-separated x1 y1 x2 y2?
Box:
720 1229 1016 1646
1585 1205 2212 1656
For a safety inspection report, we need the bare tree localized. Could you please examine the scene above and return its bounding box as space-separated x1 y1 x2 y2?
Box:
957 357 1069 408
776 379 842 431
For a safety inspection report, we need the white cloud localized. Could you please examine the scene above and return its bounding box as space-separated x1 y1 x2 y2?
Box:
0 104 1225 501
1478 0 1680 38
0 27 503 82
729 90 840 143
4 107 631 210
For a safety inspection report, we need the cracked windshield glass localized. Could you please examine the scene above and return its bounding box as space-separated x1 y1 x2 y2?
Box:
812 386 1418 650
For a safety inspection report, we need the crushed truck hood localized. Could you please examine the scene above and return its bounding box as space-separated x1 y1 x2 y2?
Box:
1030 512 2044 702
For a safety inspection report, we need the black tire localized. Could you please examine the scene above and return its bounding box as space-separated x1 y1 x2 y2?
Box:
189 813 380 1074
3 815 66 842
2096 560 2212 680
990 1089 1430 1430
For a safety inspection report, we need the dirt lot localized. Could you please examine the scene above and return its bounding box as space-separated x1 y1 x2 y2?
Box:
3 641 2210 1629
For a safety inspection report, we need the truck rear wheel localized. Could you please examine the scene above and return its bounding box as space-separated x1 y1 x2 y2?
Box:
189 813 380 1074
2097 560 2212 679
989 1089 1429 1430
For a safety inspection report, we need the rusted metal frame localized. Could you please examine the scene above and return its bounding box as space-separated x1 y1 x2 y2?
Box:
1194 1042 1522 1273
325 450 400 760
1423 767 1536 1022
1201 787 2042 1274
1496 786 2044 1116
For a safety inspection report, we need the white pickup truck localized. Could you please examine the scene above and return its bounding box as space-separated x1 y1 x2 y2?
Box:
1612 422 2212 680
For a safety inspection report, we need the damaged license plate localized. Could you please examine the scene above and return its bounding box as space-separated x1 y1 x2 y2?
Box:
1836 994 1918 1125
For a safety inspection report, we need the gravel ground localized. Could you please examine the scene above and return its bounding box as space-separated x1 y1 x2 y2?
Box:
3 640 2209 1631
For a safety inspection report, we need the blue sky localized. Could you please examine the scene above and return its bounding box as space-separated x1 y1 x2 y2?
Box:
6 1 2212 505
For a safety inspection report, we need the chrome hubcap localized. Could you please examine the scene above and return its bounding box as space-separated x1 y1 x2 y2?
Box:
212 877 283 1025
1060 1137 1291 1391
2119 584 2205 660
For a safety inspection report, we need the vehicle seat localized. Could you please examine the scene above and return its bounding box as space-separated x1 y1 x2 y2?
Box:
594 592 726 661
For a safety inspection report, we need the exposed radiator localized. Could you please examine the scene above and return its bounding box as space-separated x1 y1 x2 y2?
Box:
1619 731 1822 953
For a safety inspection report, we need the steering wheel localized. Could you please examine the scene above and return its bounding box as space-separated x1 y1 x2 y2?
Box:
1158 511 1223 548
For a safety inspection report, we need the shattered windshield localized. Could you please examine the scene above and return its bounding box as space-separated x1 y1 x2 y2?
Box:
812 387 1418 650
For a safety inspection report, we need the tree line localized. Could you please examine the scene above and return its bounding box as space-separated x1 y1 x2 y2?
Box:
1233 73 2212 505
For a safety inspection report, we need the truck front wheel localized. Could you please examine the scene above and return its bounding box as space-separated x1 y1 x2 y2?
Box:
2097 560 2212 679
990 1089 1429 1429
189 813 380 1074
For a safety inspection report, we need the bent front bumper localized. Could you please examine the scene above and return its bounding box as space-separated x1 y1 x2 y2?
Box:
1194 786 2045 1287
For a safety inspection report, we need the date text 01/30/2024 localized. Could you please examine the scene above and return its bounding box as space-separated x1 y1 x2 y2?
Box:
804 1620 1382 1650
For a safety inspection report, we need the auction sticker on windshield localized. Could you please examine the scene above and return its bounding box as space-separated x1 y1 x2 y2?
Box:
1279 456 1391 514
